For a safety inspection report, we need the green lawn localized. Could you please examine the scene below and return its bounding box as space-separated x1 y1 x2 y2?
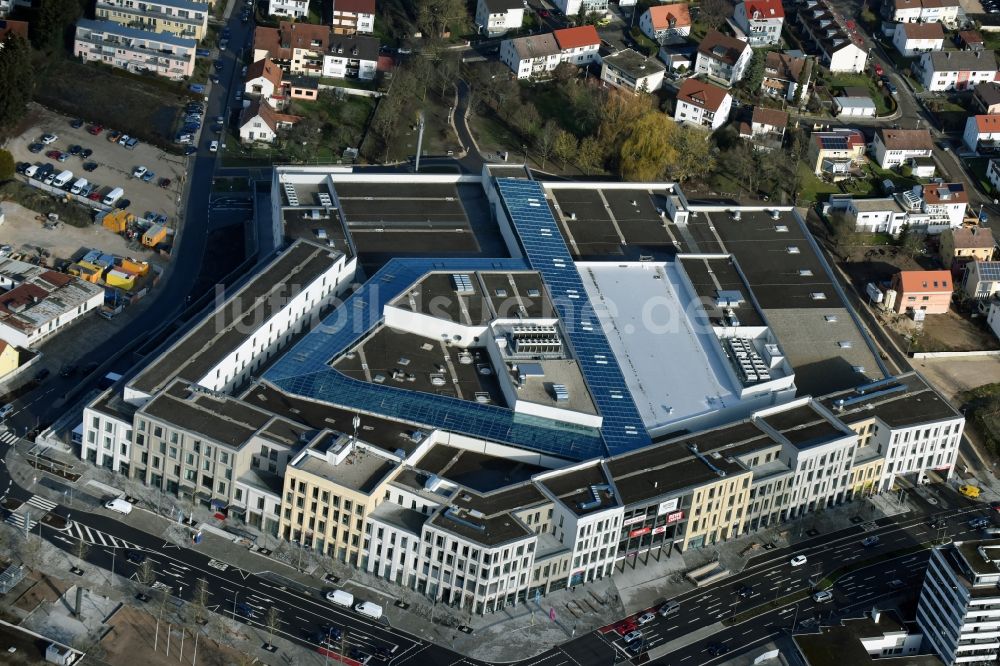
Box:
827 73 892 115
966 157 996 196
798 162 843 203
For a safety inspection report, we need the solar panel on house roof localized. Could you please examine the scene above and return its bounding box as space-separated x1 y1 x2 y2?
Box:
820 136 849 150
494 178 650 455
977 262 1000 281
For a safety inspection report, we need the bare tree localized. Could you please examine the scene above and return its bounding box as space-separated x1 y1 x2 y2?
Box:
700 0 733 30
534 120 560 170
264 606 281 649
72 537 90 565
190 577 211 625
136 558 156 589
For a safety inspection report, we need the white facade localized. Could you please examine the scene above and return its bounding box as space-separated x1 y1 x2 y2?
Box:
963 261 1000 301
987 300 1000 340
732 0 784 47
0 283 104 349
499 35 560 79
268 0 308 18
868 415 962 491
963 115 1000 152
474 0 525 37
674 91 732 130
81 397 134 473
846 199 909 236
323 52 377 80
828 43 868 73
892 0 959 24
871 131 933 168
73 18 197 80
918 50 999 92
638 6 690 45
834 96 876 117
694 38 752 86
551 0 608 18
989 159 1000 193
240 114 277 144
892 22 945 57
918 542 1000 664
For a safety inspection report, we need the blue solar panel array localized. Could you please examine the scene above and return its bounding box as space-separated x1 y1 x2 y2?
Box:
264 256 608 460
494 178 651 455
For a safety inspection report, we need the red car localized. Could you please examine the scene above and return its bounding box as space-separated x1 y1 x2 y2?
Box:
88 125 104 135
617 620 637 636
874 63 884 77
991 502 1000 513
45 150 60 159
87 192 102 201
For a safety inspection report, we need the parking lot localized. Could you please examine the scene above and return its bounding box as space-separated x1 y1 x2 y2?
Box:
5 104 187 224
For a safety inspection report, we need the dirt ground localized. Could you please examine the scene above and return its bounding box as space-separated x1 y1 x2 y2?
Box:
0 201 167 266
4 103 187 221
101 606 252 666
918 356 1000 403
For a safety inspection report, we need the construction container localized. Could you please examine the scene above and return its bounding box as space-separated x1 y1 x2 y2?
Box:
104 269 136 290
141 223 167 247
68 262 102 282
119 258 149 276
100 210 134 234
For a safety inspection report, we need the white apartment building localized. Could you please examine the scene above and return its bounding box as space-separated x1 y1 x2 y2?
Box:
553 26 600 68
551 0 607 19
330 0 374 34
732 0 784 47
918 540 1000 664
474 0 525 37
963 114 1000 153
870 128 934 169
892 21 945 57
920 182 969 231
74 19 197 80
917 50 999 92
323 34 378 80
674 78 732 130
95 0 209 40
891 0 960 24
500 34 560 79
639 3 691 45
695 30 753 86
844 197 909 235
268 0 308 19
797 0 868 73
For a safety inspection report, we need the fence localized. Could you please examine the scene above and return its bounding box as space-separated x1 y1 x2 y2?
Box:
912 350 1000 359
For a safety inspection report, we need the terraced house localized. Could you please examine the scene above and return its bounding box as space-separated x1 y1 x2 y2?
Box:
95 0 210 41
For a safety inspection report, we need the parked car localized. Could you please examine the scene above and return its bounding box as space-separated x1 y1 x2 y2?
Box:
87 191 102 201
790 555 807 567
15 162 28 174
862 535 880 547
118 134 130 145
190 83 207 94
83 162 98 172
87 124 104 135
45 150 61 160
622 630 642 644
183 146 198 155
27 143 43 153
116 198 131 210
960 484 981 498
107 130 121 142
132 166 147 178
40 133 58 144
70 118 84 128
812 590 833 603
141 171 155 183
80 148 93 158
158 178 172 188
209 140 219 152
68 144 82 156
636 612 655 626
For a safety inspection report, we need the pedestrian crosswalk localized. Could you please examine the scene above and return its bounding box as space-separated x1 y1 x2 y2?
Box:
67 521 138 550
5 512 36 531
0 431 18 445
26 495 56 512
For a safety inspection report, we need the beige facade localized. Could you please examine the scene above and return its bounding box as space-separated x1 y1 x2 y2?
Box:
849 455 883 498
682 471 752 550
279 434 397 566
96 0 210 40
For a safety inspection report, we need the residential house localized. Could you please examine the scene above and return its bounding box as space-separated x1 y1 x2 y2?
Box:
500 33 560 79
0 340 18 379
989 159 1000 193
659 44 696 74
732 0 784 47
957 30 984 51
552 0 608 19
870 128 934 169
239 100 299 144
268 0 308 19
0 268 104 348
762 51 810 103
916 50 998 92
920 183 969 231
74 19 197 80
674 78 732 130
963 114 1000 153
695 30 752 86
833 96 876 117
988 300 1000 340
889 0 960 24
600 48 666 93
844 197 909 235
0 19 28 44
962 260 1000 300
892 22 944 57
890 270 952 314
95 0 210 40
288 76 318 100
475 0 524 37
746 106 787 151
940 226 995 268
244 58 284 106
797 0 868 73
325 34 379 80
639 4 691 46
330 0 374 35
807 129 866 178
973 81 1000 114
554 25 600 67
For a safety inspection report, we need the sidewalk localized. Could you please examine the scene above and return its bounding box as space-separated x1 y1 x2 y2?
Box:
5 434 922 663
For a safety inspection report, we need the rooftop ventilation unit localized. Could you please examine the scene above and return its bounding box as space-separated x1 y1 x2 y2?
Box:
771 209 781 220
444 507 486 532
451 273 474 294
552 384 569 401
732 210 742 221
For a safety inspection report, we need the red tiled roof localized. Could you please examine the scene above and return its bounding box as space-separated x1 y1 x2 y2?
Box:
975 114 1000 133
895 270 952 293
241 100 301 133
751 106 788 128
647 3 691 30
698 30 749 66
923 183 969 205
676 78 730 111
949 226 995 249
246 58 283 88
0 284 49 316
0 19 29 44
879 128 934 150
744 0 785 20
332 0 375 14
554 25 600 50
901 22 944 40
253 26 285 60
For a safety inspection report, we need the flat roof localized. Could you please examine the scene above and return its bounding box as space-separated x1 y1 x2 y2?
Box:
578 262 741 432
142 381 274 449
291 433 397 494
412 444 547 492
758 403 847 449
821 372 960 429
132 240 341 395
429 504 532 546
332 324 507 406
679 255 766 328
77 18 198 47
540 464 619 517
793 612 940 666
369 502 427 535
282 208 354 259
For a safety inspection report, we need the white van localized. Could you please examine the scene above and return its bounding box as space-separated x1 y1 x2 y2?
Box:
53 170 74 188
354 601 383 620
70 177 88 195
102 187 124 207
24 165 38 178
104 498 133 515
325 589 353 607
